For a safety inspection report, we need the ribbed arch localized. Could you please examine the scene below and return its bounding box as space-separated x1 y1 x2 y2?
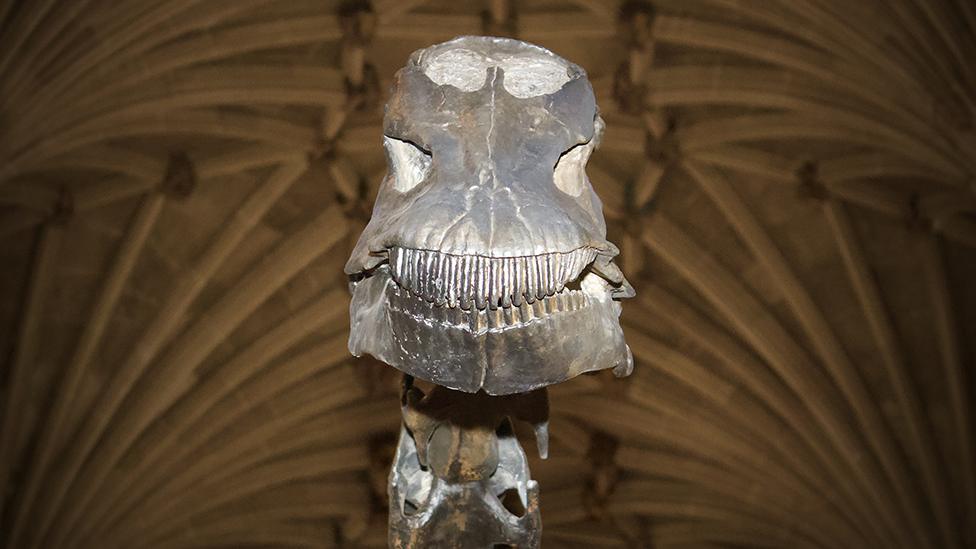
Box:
0 1 972 547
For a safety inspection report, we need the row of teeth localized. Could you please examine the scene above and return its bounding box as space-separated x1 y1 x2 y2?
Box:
388 247 598 309
390 283 590 331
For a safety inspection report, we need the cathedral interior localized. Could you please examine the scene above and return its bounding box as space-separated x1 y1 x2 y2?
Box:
0 0 974 547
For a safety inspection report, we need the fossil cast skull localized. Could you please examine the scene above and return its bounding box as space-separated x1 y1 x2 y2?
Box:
346 36 634 395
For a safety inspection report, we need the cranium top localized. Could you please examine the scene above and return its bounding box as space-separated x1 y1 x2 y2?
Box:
347 36 609 265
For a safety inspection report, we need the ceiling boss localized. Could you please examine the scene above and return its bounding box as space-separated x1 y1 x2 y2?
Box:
345 36 634 547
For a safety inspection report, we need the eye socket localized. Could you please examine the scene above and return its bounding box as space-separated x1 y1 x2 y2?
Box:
496 487 527 517
384 136 432 193
553 140 594 197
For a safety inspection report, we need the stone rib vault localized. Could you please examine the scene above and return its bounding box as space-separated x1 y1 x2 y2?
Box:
0 1 973 547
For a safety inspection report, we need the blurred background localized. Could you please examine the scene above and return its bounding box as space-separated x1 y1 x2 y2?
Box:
0 0 974 547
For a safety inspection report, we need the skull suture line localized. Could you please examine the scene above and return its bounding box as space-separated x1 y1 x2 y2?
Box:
346 36 635 396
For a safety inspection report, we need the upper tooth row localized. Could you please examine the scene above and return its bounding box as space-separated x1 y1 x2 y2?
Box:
389 247 597 309
391 284 590 331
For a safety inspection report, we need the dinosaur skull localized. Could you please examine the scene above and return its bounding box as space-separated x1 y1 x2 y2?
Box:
346 36 634 395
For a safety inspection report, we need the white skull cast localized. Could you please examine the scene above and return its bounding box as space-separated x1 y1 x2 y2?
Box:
345 36 634 395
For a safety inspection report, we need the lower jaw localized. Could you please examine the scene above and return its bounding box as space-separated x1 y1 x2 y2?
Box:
354 271 630 395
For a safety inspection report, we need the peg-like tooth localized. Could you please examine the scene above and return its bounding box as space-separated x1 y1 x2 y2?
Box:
470 256 479 307
520 300 533 321
475 256 487 309
525 256 537 303
468 256 484 307
532 299 546 318
419 250 429 299
566 250 579 282
500 257 508 308
535 256 547 299
484 258 493 309
486 257 496 309
494 258 502 306
413 250 423 296
486 259 494 307
444 255 456 307
470 307 486 333
401 249 412 290
546 254 556 296
428 251 439 302
439 253 449 305
536 260 544 299
555 252 566 292
396 248 407 288
552 254 561 294
539 255 548 297
505 305 517 325
444 254 452 306
488 307 503 329
456 255 465 308
562 250 572 283
448 254 456 302
512 258 520 306
453 255 462 308
412 249 423 295
490 258 504 307
512 257 524 306
423 250 434 299
488 258 501 308
568 250 581 281
465 257 476 310
411 250 427 295
459 255 470 307
501 258 513 308
427 252 437 303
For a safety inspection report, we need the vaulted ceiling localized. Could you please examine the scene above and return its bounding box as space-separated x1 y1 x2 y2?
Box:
0 1 974 547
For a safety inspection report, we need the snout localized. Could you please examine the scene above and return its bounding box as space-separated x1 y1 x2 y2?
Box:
379 170 607 259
